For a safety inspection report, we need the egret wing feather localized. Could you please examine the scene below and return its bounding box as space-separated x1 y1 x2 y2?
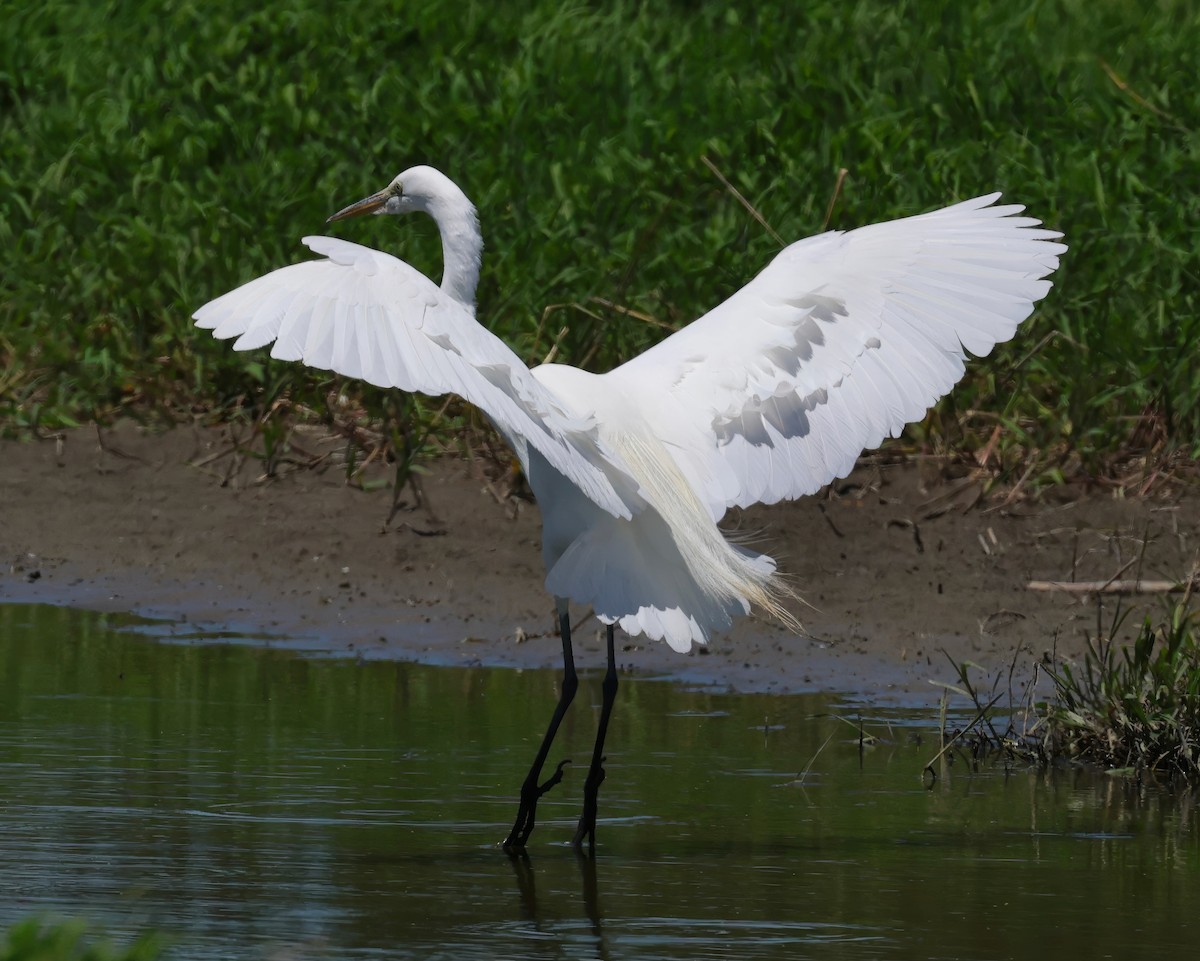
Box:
609 194 1066 519
194 236 641 519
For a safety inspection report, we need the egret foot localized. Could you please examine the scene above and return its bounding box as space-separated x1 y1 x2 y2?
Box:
504 758 571 852
571 757 606 851
501 606 578 851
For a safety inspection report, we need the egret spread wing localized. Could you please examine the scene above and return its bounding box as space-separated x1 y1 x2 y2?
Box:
608 194 1067 519
194 236 640 518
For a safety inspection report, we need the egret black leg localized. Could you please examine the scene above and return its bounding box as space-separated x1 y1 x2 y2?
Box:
572 623 618 853
503 609 577 851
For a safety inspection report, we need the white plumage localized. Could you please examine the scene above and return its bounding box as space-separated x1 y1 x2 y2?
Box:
195 166 1066 653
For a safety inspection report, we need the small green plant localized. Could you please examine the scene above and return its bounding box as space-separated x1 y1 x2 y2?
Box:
1045 603 1200 779
934 599 1200 781
0 918 167 961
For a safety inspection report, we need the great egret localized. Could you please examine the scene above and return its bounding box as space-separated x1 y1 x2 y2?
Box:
194 164 1066 851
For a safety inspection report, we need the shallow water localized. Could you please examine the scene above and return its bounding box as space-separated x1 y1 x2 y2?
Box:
1 603 1196 959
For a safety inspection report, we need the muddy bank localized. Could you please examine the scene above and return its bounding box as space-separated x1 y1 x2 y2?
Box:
2 421 1195 702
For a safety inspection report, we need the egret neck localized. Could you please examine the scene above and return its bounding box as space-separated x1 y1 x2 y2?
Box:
427 184 482 312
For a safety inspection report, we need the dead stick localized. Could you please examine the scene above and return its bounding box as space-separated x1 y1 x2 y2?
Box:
1026 578 1198 595
700 155 785 245
923 690 1003 782
821 167 849 231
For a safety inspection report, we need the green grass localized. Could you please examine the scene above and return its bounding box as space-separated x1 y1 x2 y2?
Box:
0 919 166 961
2 0 1198 482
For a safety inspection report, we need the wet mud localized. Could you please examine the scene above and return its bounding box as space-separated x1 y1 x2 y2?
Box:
3 421 1195 702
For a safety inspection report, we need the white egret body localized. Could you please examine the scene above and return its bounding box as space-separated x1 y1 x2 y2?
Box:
195 165 1066 849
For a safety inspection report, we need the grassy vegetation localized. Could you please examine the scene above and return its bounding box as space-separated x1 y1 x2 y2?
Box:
0 919 166 961
1044 603 1200 777
2 0 1198 483
935 600 1200 781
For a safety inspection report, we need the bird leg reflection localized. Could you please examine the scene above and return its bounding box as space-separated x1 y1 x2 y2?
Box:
572 622 617 853
503 609 577 851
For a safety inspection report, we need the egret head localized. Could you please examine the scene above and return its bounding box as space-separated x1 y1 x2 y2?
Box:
324 165 481 308
327 165 460 223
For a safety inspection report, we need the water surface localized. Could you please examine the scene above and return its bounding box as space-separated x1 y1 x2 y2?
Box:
1 604 1195 959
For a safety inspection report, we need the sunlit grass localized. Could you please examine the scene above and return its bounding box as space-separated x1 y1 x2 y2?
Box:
2 0 1198 483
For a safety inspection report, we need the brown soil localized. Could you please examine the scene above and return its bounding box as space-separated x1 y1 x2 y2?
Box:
2 421 1196 703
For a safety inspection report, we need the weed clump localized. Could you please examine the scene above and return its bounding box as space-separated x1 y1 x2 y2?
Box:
1045 606 1200 779
933 601 1200 782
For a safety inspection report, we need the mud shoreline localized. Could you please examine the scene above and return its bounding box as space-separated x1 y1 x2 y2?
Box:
3 422 1194 703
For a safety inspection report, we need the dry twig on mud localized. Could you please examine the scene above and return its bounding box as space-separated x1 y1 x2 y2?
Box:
1027 575 1200 595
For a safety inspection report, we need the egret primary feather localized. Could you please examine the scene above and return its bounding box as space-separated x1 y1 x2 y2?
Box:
195 164 1066 850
